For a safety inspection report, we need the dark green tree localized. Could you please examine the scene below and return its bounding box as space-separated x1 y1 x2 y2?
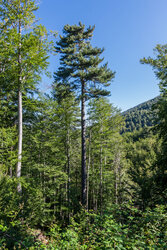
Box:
124 129 159 209
54 23 115 206
141 44 167 202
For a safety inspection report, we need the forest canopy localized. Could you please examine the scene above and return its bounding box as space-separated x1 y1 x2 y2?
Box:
0 1 167 249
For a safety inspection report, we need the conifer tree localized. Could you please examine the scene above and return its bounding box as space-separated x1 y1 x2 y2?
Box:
52 82 80 219
141 44 167 202
87 98 125 211
55 23 115 206
125 130 158 209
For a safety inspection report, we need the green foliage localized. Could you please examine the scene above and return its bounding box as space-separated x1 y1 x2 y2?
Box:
44 205 167 249
54 23 115 206
141 44 167 203
1 2 167 247
122 96 159 133
0 0 51 89
87 98 127 210
0 204 166 249
55 22 115 99
124 128 160 209
0 127 17 177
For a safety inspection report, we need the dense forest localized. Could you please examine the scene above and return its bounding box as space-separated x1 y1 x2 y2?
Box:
122 96 159 133
0 1 167 249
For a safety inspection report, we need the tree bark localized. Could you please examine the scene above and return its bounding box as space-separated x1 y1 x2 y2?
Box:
17 90 22 193
81 80 87 206
114 150 121 204
86 129 91 211
16 18 22 194
100 145 103 214
67 128 70 221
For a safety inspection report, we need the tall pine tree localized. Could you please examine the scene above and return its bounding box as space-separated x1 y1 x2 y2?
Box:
54 23 115 206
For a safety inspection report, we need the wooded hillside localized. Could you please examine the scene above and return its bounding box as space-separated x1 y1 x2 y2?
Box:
122 96 159 133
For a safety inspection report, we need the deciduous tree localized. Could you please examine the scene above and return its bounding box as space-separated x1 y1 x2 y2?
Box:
0 0 51 192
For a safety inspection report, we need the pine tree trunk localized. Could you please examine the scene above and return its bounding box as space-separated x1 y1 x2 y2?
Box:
81 80 87 206
16 19 22 194
92 158 96 211
67 128 70 221
86 129 91 211
114 150 121 204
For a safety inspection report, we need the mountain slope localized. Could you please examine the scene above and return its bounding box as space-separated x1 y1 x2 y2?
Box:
122 96 159 133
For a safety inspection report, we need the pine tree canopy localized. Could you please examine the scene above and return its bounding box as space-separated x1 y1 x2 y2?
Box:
54 22 115 99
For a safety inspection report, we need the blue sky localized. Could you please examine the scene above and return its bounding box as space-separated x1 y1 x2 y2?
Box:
36 0 167 111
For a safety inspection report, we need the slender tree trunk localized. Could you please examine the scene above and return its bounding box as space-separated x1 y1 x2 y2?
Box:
92 158 96 211
86 129 91 211
115 163 118 205
10 146 13 178
54 177 56 215
59 186 62 218
16 19 22 194
114 150 121 204
67 128 71 221
10 167 12 178
100 145 103 214
81 80 87 206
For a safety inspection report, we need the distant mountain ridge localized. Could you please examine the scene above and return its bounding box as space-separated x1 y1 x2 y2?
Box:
122 96 159 133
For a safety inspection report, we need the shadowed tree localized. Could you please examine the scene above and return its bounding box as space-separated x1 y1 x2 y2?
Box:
141 44 167 202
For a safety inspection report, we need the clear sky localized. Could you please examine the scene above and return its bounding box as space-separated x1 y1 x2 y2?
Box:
36 0 167 111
